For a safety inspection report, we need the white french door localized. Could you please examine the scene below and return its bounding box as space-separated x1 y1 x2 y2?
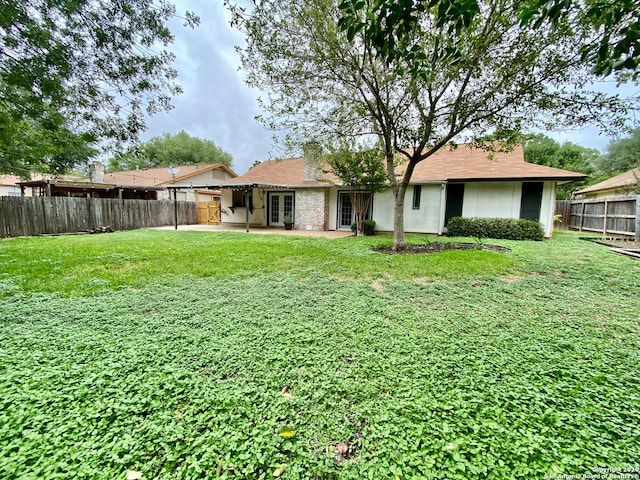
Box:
338 192 372 229
269 192 294 226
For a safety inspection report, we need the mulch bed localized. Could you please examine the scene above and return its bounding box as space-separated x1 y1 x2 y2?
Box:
374 242 511 254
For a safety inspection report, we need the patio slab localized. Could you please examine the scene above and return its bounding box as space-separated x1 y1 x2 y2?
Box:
153 224 354 238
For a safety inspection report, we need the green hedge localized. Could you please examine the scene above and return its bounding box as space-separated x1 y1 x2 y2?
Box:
351 219 376 236
446 217 545 241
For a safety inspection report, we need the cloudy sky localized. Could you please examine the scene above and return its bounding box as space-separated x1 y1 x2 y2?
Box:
143 0 640 175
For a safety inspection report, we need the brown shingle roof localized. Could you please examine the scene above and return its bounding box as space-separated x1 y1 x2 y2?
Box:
231 144 585 186
229 157 338 187
103 163 237 187
409 144 585 182
575 167 640 195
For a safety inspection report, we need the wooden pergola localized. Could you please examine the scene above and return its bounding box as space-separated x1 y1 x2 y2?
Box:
18 179 162 200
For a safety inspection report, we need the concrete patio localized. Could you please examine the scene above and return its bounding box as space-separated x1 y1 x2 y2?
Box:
153 224 354 238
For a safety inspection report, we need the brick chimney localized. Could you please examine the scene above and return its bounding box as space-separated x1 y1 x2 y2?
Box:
89 161 105 183
303 142 321 182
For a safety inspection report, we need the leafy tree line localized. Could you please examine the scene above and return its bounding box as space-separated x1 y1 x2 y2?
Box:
107 131 233 171
0 0 199 177
523 129 640 198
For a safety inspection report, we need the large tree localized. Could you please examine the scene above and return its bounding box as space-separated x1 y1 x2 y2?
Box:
0 92 96 177
522 134 599 199
0 0 198 176
596 127 640 176
107 131 233 171
228 0 636 250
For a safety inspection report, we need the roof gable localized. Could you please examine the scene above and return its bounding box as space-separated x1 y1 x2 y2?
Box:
103 163 237 187
575 167 640 195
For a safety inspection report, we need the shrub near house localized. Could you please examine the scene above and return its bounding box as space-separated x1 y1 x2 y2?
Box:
447 217 545 241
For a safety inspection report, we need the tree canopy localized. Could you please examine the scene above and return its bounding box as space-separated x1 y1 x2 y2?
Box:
596 127 640 176
0 0 198 177
107 131 233 171
522 134 599 199
338 0 640 81
325 143 387 236
228 0 637 249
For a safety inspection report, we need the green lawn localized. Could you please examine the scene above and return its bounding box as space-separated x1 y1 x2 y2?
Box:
1 230 639 479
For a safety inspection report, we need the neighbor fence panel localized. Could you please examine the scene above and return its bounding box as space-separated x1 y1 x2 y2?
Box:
0 197 197 238
556 196 638 240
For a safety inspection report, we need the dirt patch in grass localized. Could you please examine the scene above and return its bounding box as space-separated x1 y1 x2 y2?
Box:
374 242 511 254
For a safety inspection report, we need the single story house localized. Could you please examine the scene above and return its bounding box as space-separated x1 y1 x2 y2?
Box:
103 163 237 202
216 144 586 237
574 167 640 199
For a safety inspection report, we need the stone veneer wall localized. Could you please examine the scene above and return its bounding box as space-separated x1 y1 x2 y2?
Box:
294 188 328 230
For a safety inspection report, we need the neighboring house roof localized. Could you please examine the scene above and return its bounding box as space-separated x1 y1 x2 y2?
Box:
0 175 22 187
229 144 586 187
0 173 79 186
103 163 237 187
574 167 640 196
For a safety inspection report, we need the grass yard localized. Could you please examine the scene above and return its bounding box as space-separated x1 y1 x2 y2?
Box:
0 230 639 479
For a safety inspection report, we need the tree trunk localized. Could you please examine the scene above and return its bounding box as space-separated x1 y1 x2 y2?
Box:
356 212 365 236
393 183 407 250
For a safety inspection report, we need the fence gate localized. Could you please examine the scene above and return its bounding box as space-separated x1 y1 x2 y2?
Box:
198 200 221 224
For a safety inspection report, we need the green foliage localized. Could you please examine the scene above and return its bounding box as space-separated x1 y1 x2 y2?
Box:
524 0 640 80
597 127 640 176
523 133 598 199
107 131 233 171
350 220 376 236
1 231 639 478
339 0 640 81
0 0 199 175
326 144 386 237
326 144 387 193
447 217 545 241
0 97 97 177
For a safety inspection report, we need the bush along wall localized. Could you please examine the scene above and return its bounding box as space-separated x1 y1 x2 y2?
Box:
446 217 545 241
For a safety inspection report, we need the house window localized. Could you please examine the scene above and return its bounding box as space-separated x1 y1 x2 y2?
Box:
232 190 253 208
412 185 422 209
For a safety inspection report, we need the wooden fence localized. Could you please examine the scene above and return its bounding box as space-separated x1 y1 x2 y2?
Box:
555 196 639 240
0 197 198 238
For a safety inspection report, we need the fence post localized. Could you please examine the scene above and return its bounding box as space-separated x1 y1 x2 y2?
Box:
603 200 608 236
635 195 640 242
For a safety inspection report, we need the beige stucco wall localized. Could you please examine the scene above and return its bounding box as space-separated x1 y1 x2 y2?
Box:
219 188 266 226
372 184 445 234
580 189 636 200
463 181 556 237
